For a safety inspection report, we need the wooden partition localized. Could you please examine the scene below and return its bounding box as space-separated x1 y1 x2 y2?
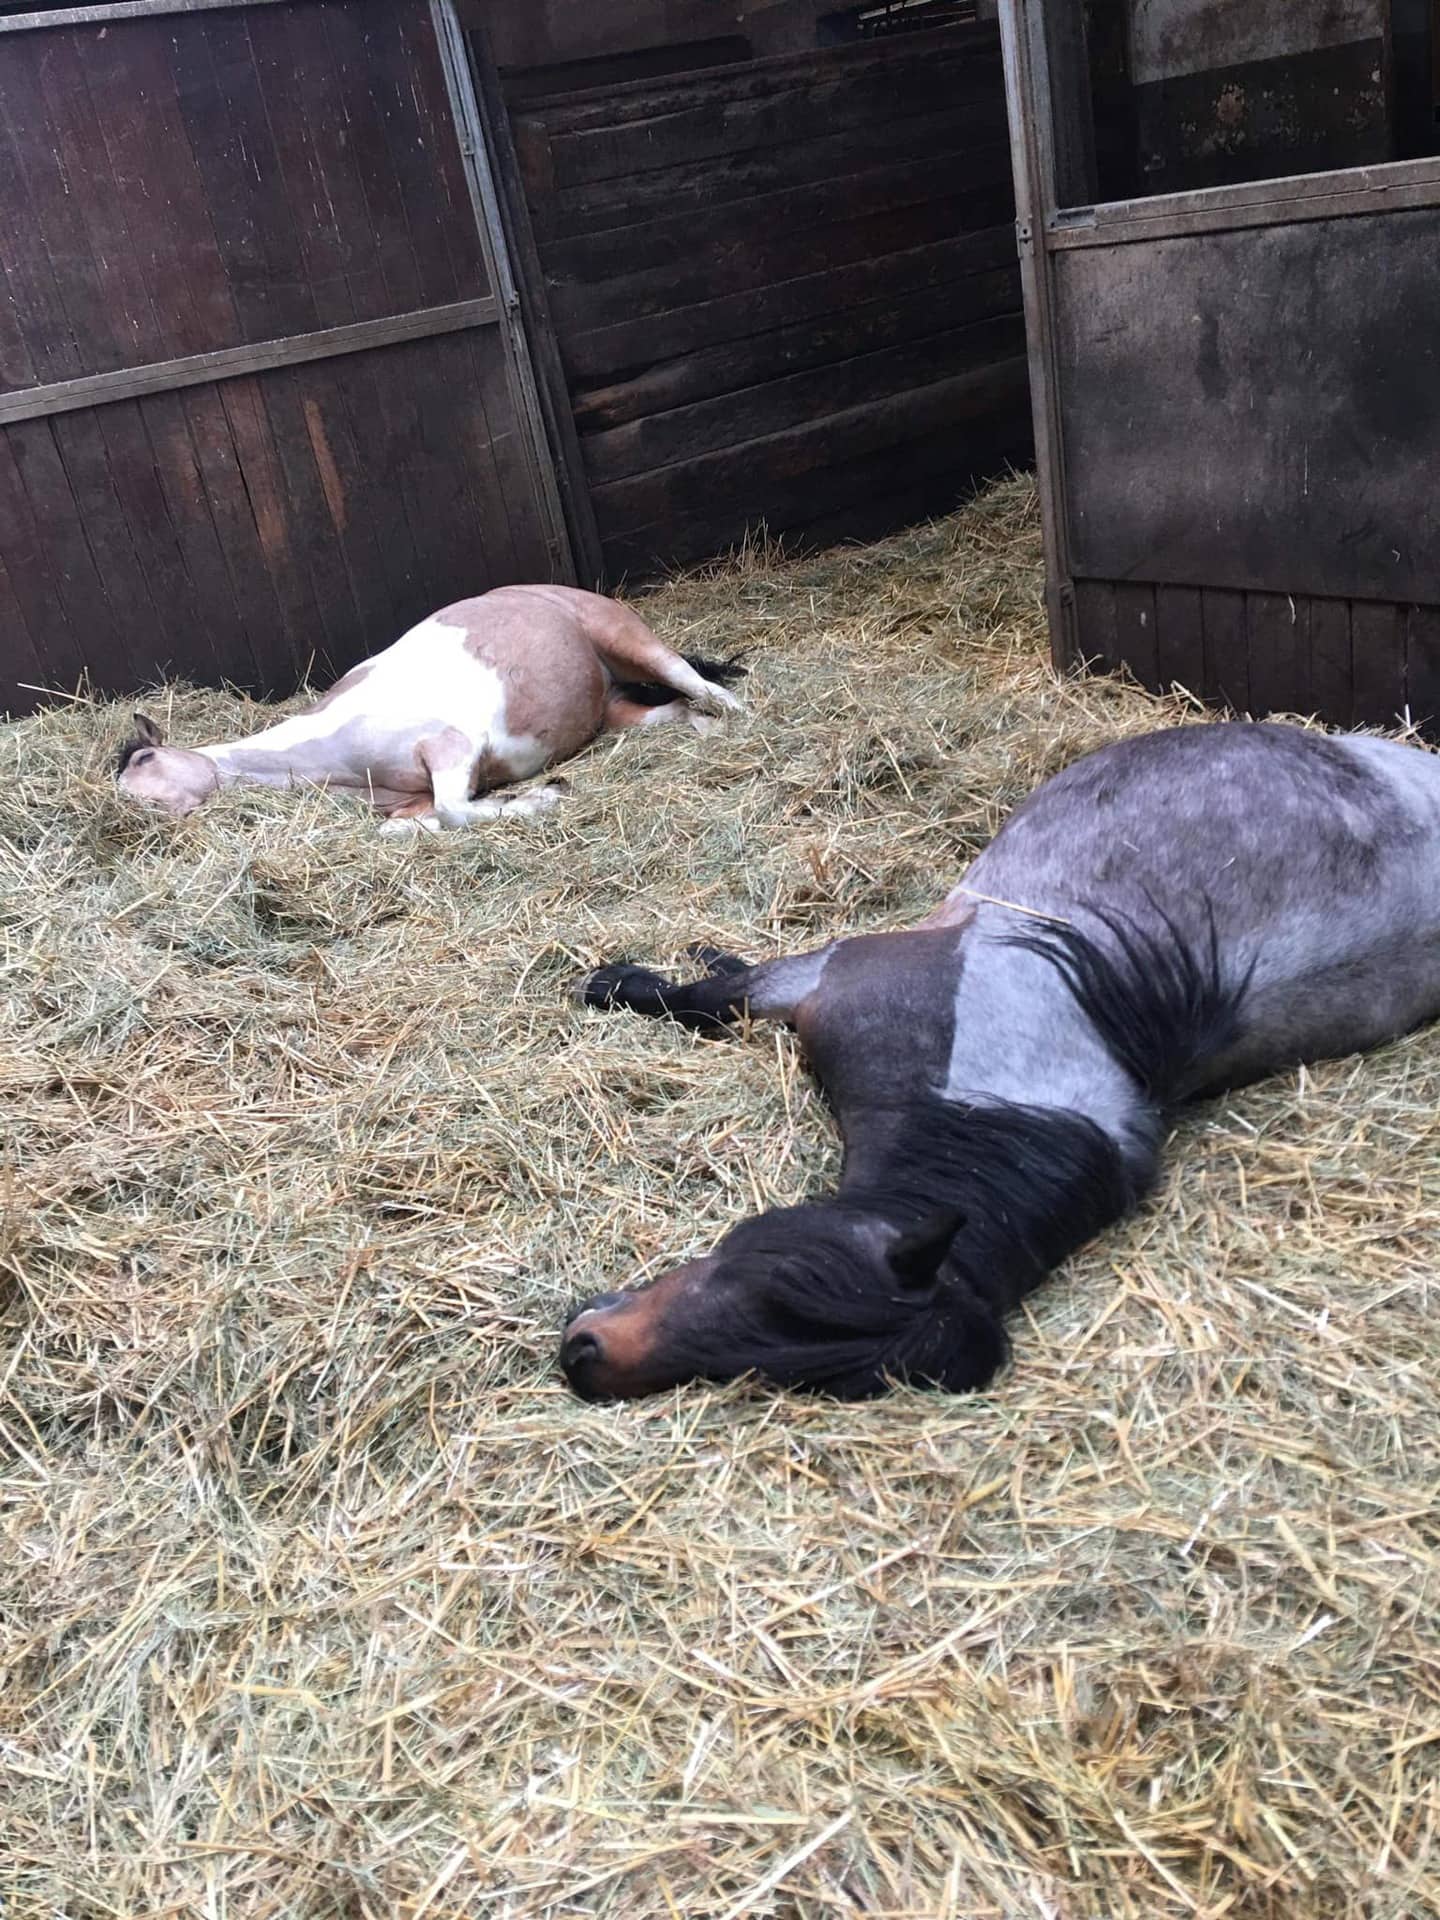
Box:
0 0 572 716
1002 0 1440 735
494 18 1033 579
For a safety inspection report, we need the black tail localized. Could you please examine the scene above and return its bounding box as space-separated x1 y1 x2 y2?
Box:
610 651 751 708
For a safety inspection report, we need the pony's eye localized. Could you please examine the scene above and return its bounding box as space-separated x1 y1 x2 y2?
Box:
131 751 153 766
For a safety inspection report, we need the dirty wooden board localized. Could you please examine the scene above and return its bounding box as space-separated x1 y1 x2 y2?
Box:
0 0 556 715
504 19 1031 577
1053 207 1440 608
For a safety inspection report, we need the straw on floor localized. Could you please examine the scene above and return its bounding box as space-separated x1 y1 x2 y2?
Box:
1 477 1436 1920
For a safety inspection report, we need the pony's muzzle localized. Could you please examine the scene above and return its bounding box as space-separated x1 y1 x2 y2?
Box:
558 1294 628 1400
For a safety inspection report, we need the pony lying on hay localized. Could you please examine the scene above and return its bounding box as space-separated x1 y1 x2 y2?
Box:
563 719 1440 1402
115 585 745 832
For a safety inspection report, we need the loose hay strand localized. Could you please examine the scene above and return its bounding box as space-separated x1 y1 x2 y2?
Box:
1 477 1437 1918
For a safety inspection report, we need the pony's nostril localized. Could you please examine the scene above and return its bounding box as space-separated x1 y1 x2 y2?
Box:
563 1329 600 1368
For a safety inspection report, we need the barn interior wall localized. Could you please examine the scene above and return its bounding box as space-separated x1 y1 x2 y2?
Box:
482 14 1032 580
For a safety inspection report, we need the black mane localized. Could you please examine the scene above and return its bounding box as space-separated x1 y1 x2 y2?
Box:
115 735 151 776
674 1096 1144 1399
1008 898 1251 1101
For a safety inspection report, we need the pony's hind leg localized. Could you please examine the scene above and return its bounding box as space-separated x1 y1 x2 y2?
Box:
575 943 834 1033
583 600 743 717
604 694 719 737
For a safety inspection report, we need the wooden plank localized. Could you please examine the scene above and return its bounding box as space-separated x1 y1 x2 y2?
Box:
1153 584 1203 700
1048 156 1440 251
430 0 574 581
467 12 604 586
0 303 500 425
170 13 307 346
1406 605 1440 737
0 2 292 32
0 547 47 712
572 266 1021 433
136 388 259 687
580 312 1026 485
1072 581 1119 674
1349 601 1407 729
1053 211 1440 607
544 167 1017 326
541 100 1012 240
1113 583 1159 693
600 402 1031 579
0 427 99 699
563 223 1018 385
0 35 116 382
1244 591 1304 719
592 357 1029 542
73 16 241 363
540 46 1005 187
1200 588 1250 714
1308 596 1354 729
511 25 1002 134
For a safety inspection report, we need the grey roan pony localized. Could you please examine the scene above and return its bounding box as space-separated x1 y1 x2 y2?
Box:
560 721 1440 1402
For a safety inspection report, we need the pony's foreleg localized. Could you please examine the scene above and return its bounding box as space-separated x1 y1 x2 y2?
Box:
575 942 834 1033
585 603 743 716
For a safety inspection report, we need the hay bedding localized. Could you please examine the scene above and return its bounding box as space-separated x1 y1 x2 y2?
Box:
0 477 1436 1920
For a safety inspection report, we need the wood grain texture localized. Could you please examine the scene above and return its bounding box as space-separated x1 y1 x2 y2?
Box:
0 0 555 716
504 19 1030 580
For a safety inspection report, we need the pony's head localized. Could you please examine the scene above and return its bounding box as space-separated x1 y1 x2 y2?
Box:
558 1200 1008 1402
115 714 220 816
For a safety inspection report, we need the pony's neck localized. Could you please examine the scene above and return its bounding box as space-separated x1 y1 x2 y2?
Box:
198 710 337 788
837 1094 1155 1307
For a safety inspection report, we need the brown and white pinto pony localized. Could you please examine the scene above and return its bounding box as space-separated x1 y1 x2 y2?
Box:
116 585 744 832
561 721 1440 1402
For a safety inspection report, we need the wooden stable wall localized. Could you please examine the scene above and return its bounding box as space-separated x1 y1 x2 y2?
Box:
497 20 1032 579
1003 0 1440 737
0 0 566 717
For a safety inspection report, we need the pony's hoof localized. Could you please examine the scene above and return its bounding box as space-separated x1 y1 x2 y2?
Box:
574 962 664 1010
693 684 744 717
379 815 441 839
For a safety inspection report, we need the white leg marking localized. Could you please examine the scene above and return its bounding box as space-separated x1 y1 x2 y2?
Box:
379 814 443 838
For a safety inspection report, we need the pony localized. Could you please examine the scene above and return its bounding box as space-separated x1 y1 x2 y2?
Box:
560 720 1440 1400
115 585 745 832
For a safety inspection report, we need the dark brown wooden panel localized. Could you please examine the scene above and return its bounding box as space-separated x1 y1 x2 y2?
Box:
573 266 1021 433
1069 582 1440 740
0 0 559 716
563 222 1018 385
1112 583 1158 692
1350 601 1408 730
581 313 1026 485
502 13 1026 581
594 359 1030 575
1407 606 1440 733
1309 597 1354 729
1245 592 1304 719
1154 585 1203 699
542 159 1016 313
1054 207 1440 607
1072 581 1119 674
1199 590 1249 714
539 39 1002 187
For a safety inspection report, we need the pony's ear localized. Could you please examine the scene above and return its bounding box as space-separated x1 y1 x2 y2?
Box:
132 712 165 747
888 1209 967 1289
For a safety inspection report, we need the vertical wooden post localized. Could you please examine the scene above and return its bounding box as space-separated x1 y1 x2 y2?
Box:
429 0 578 584
999 0 1077 670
